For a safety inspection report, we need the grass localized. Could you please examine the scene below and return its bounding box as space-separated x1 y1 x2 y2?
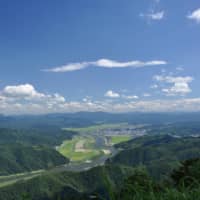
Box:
57 136 102 162
109 135 132 145
115 187 200 200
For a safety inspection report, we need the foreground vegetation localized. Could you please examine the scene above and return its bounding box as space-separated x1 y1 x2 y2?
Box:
1 113 200 199
108 135 200 179
1 135 200 199
1 159 200 200
115 159 200 200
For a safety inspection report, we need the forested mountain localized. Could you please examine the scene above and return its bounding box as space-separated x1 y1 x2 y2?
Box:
1 112 200 129
115 158 200 200
0 128 76 146
0 164 135 200
0 144 69 175
107 135 200 179
0 128 76 175
1 158 200 200
1 135 200 199
1 113 200 199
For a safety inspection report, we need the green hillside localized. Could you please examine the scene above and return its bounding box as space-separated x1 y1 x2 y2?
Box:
1 135 200 199
0 144 69 175
0 128 76 175
0 164 135 200
107 135 200 179
0 128 77 147
115 158 200 200
1 158 200 200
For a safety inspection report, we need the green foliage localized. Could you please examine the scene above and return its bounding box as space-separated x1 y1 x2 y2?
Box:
0 127 76 175
116 159 200 200
171 158 200 188
0 144 68 176
0 164 135 200
108 135 200 179
0 128 77 146
2 159 200 200
1 116 200 200
1 155 200 200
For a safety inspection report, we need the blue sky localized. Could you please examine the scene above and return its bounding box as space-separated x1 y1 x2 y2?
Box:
0 0 200 114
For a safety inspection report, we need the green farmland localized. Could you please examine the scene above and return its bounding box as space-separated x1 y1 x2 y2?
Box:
63 123 128 133
109 135 132 145
57 136 103 162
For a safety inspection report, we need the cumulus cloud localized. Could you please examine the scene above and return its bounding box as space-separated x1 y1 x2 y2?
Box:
43 59 167 72
0 84 66 114
187 8 200 23
140 11 165 21
105 90 120 98
154 75 193 96
3 84 45 99
3 98 200 114
1 83 200 115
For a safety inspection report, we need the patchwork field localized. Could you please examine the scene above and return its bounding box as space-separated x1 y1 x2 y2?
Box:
59 123 136 162
57 136 103 162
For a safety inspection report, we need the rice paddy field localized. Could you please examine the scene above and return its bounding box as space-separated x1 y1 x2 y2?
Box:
57 136 103 162
59 123 134 162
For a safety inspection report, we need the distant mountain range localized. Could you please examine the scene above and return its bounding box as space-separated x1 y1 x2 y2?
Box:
1 112 200 129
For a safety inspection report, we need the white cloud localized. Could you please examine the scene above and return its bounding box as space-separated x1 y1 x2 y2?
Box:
143 93 151 97
148 11 165 20
140 11 165 21
82 98 88 102
3 98 200 114
3 84 45 99
43 59 167 72
176 67 184 71
187 8 200 23
1 84 200 114
154 75 193 96
150 84 158 89
105 90 120 98
140 0 165 22
122 95 139 100
1 83 200 115
82 96 92 102
43 62 89 72
0 84 66 113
